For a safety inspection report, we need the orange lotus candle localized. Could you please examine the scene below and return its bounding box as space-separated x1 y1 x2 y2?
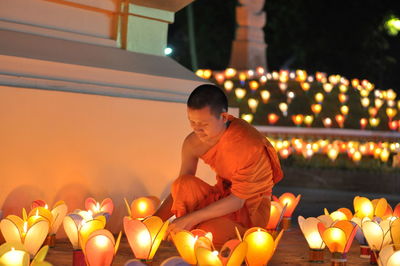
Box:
335 114 345 128
311 104 322 116
125 196 160 220
267 113 279 125
389 120 398 131
214 73 225 84
272 193 301 230
85 198 114 218
82 229 121 266
360 118 368 129
266 202 285 233
301 82 310 92
249 80 259 91
368 107 378 117
338 93 348 104
292 114 304 127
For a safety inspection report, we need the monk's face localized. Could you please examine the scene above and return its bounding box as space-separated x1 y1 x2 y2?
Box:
187 106 227 143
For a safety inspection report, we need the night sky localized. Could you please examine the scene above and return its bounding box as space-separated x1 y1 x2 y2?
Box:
168 0 400 93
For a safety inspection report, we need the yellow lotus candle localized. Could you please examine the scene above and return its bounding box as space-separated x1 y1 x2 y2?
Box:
315 93 324 103
291 114 304 127
85 198 114 219
223 80 234 93
243 227 283 266
249 80 259 91
369 117 380 128
311 104 322 116
272 193 301 230
304 115 314 127
301 82 310 92
339 84 348 93
353 196 387 219
224 68 236 78
125 196 160 220
279 102 288 117
235 88 246 101
260 90 270 103
362 219 392 264
0 243 50 266
0 211 50 257
340 105 349 116
386 108 397 121
82 229 122 266
298 216 325 262
318 220 357 266
361 97 370 108
323 83 333 93
375 98 384 109
123 216 168 262
327 147 339 161
241 113 253 124
248 98 259 113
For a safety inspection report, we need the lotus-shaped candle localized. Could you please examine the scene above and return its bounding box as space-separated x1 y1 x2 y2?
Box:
298 216 326 262
351 216 371 258
362 219 392 264
0 242 51 266
123 216 168 262
171 229 214 265
81 229 122 266
272 192 301 230
324 208 353 221
85 198 114 219
318 220 358 266
31 200 68 247
124 196 160 220
353 196 387 219
266 202 286 234
0 210 50 257
378 245 400 266
63 210 107 265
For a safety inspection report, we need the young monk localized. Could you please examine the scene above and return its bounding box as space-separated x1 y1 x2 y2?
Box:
154 84 283 246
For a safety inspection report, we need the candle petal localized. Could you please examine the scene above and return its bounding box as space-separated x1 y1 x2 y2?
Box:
24 220 49 256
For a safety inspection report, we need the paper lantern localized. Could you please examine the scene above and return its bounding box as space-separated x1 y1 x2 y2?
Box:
304 115 314 127
266 202 285 232
125 196 160 220
124 216 168 261
318 220 357 265
361 97 370 108
243 228 283 266
63 212 107 250
335 115 345 128
171 229 213 265
249 81 259 91
389 121 398 131
291 114 304 126
369 107 378 117
323 83 333 93
362 220 392 264
0 243 50 266
82 229 122 266
315 93 324 103
224 68 236 78
85 198 114 218
375 98 384 109
311 104 322 116
278 83 287 93
298 216 325 262
386 108 397 121
360 118 368 130
272 193 301 230
260 90 270 103
248 98 259 113
323 118 332 128
267 113 279 125
369 118 380 128
353 196 388 219
338 93 348 104
241 114 253 124
214 73 225 84
279 102 288 117
0 213 49 257
301 82 310 92
223 80 234 92
378 245 400 266
287 91 295 103
235 88 246 100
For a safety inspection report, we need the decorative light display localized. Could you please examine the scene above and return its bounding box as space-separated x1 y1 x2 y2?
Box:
272 193 301 230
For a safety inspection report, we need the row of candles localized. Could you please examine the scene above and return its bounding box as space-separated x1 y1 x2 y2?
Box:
0 193 399 265
195 68 400 131
268 137 400 164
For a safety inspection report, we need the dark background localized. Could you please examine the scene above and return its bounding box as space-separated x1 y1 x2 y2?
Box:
168 0 400 93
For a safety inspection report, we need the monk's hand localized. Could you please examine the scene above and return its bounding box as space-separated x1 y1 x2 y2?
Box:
169 214 197 234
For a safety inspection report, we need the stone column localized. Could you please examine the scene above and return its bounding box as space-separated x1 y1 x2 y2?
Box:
229 0 267 70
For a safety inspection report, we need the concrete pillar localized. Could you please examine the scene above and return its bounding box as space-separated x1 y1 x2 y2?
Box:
229 0 267 70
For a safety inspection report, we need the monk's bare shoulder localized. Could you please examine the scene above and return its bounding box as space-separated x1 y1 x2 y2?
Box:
183 132 210 158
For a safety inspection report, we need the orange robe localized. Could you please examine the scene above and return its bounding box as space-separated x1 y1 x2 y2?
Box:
171 115 283 244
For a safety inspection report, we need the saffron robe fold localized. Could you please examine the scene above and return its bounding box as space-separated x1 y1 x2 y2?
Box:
171 115 283 230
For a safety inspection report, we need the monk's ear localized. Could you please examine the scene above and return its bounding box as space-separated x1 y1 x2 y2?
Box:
221 112 229 123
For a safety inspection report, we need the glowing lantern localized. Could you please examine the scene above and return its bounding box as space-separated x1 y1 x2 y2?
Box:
85 198 114 218
375 98 384 109
224 68 236 78
369 118 380 128
279 102 288 117
287 91 295 103
256 67 265 75
362 220 392 264
352 151 362 163
338 93 348 104
202 70 212 79
340 105 349 116
353 196 388 219
195 239 247 266
323 83 333 93
291 114 304 126
235 88 246 101
386 89 397 101
249 81 259 91
361 97 370 108
339 84 348 93
386 108 397 121
308 76 314 82
31 200 68 247
316 72 325 82
323 118 332 128
214 73 225 84
271 71 279 80
278 148 291 159
318 220 358 265
360 89 370 97
327 147 339 161
171 229 212 265
378 245 400 266
298 216 325 262
304 115 314 127
238 72 247 82
259 75 267 84
360 118 368 130
266 202 285 232
369 107 378 117
0 243 50 266
267 113 279 125
311 104 322 116
301 82 310 92
389 120 398 131
123 216 169 262
260 90 270 103
315 93 324 103
241 113 253 124
272 193 301 230
324 208 351 221
335 115 345 128
387 100 395 107
223 80 234 92
125 196 160 220
380 149 390 162
243 228 283 266
82 229 121 266
296 70 307 82
247 98 259 113
247 70 254 78
278 83 287 92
